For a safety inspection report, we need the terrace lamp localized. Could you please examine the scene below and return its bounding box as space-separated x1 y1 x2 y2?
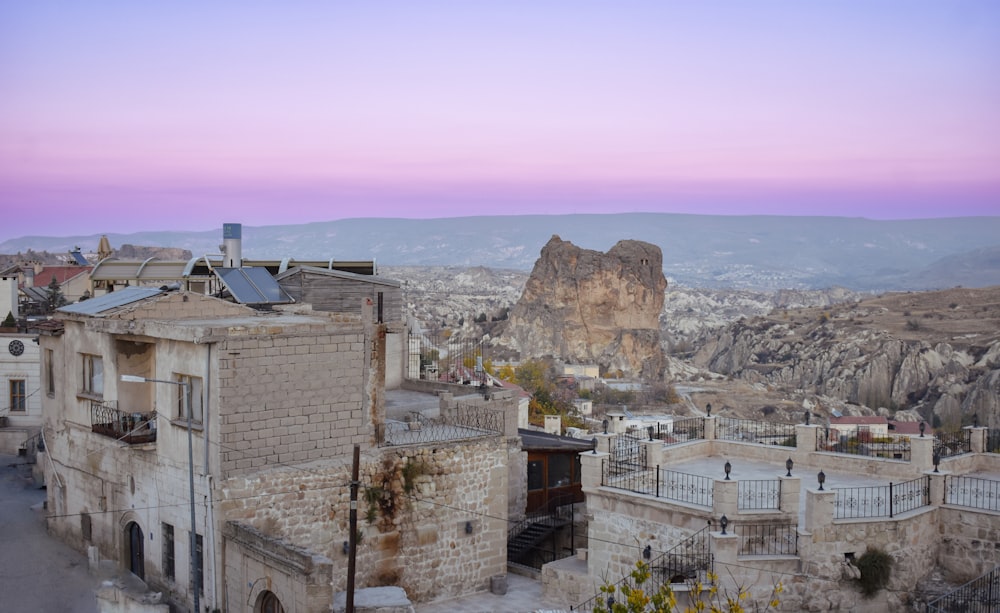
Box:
724 461 731 480
607 596 615 608
591 438 598 454
648 425 655 442
121 375 198 613
706 403 712 418
602 419 609 435
817 470 826 491
720 515 729 535
785 458 793 478
643 544 652 560
804 411 811 426
920 421 926 438
973 414 979 428
933 452 941 473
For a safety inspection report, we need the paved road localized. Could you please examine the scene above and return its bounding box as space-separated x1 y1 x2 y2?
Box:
0 454 99 613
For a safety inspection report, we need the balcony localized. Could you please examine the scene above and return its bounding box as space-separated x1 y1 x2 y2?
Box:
90 400 157 444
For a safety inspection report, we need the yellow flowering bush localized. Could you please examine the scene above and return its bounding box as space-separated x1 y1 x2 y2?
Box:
591 561 782 613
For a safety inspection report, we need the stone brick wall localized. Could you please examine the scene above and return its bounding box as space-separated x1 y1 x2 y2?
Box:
936 506 1000 582
217 325 371 477
218 435 509 604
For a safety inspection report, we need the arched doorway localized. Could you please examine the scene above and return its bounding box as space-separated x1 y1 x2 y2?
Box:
255 590 285 613
125 521 145 580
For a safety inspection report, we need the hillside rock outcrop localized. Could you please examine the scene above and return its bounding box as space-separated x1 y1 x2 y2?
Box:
698 317 1000 429
500 236 667 379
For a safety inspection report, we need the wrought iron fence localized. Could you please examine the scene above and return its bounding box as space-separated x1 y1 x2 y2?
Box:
654 417 706 446
716 417 796 447
820 430 911 461
572 527 713 612
609 430 648 475
601 463 715 508
934 429 973 459
735 523 798 556
406 331 488 384
945 476 1000 512
987 429 1000 454
832 476 929 519
659 468 714 508
737 479 782 511
90 400 157 444
927 565 1000 613
375 406 503 447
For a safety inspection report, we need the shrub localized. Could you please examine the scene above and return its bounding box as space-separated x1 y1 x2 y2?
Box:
855 547 893 597
591 560 782 613
905 319 920 331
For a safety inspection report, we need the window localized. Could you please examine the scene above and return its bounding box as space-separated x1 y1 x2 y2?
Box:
9 379 25 412
162 523 175 581
194 533 204 594
82 354 103 396
527 460 544 491
45 349 55 396
548 454 572 488
175 374 203 423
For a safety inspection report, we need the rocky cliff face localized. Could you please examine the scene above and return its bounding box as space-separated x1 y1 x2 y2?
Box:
500 236 667 379
695 287 1000 429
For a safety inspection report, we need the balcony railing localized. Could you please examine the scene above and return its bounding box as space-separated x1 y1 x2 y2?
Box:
945 476 1000 512
717 417 796 447
375 406 503 447
832 476 929 519
90 400 157 444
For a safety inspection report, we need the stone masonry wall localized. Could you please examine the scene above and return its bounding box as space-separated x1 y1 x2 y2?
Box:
936 506 1000 583
217 325 371 477
218 435 508 604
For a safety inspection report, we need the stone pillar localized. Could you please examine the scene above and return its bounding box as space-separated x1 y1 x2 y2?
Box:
641 439 663 468
713 478 738 519
795 424 819 456
543 415 561 435
967 426 987 454
804 488 836 540
580 450 609 490
927 470 948 505
704 416 716 441
605 411 628 434
910 434 934 473
778 475 800 515
594 432 615 454
709 530 742 590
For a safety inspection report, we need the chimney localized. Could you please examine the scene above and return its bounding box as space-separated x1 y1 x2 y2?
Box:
222 223 242 268
24 267 34 288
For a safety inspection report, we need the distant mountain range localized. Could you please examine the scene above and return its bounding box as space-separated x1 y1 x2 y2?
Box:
3 213 1000 291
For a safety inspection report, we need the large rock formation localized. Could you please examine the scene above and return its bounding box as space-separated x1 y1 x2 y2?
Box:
501 236 667 380
695 287 1000 429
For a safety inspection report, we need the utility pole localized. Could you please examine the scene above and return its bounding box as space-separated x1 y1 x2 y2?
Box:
347 444 360 613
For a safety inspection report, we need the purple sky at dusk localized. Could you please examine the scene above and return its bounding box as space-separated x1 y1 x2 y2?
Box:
1 1 999 241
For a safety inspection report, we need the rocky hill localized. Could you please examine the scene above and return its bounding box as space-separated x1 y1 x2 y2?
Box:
694 286 1000 429
496 236 667 379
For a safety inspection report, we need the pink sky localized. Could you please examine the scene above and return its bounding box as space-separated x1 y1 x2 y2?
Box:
1 2 998 241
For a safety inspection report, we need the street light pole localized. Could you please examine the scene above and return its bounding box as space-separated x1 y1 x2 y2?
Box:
121 375 198 612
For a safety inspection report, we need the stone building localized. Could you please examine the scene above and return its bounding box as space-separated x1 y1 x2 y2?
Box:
542 415 1000 611
39 284 518 612
0 327 41 453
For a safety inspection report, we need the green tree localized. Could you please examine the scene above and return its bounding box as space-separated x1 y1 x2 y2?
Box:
44 276 68 312
1 311 16 328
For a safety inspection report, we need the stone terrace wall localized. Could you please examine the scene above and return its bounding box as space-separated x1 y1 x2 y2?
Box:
218 435 508 604
217 324 371 477
936 506 1000 582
